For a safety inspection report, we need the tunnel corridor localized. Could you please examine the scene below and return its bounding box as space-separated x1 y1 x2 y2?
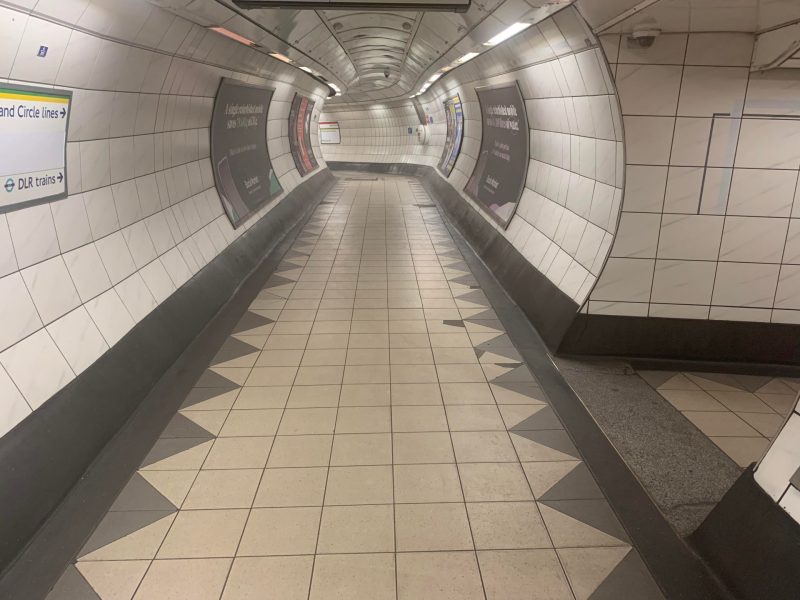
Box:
1 1 800 599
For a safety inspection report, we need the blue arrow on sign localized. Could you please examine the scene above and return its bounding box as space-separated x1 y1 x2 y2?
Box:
57 172 63 183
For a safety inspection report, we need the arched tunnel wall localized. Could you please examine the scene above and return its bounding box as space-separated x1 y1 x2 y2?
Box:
0 0 332 573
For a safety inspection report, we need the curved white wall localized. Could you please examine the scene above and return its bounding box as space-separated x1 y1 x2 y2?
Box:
0 0 328 439
322 6 624 307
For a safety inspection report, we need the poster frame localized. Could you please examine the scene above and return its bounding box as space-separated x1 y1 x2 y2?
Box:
210 77 282 229
464 81 529 230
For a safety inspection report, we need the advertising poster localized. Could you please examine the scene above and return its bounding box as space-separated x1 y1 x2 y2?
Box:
464 82 529 228
319 121 340 144
210 78 282 228
437 94 464 177
289 93 318 176
0 83 72 210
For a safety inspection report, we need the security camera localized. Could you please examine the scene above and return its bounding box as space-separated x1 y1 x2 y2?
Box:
383 69 390 78
628 28 661 48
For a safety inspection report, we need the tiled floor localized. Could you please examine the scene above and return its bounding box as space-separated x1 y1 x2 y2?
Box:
47 175 663 600
638 370 799 467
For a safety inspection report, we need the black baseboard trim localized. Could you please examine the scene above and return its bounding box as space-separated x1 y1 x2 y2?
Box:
691 467 800 600
327 161 580 349
561 312 800 366
0 169 335 592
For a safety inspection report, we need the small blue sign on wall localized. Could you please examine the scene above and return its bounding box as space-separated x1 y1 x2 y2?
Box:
407 127 413 134
37 46 48 57
428 115 433 124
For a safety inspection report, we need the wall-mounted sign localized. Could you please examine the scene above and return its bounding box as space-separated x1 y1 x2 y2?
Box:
210 78 282 228
464 82 529 228
289 93 318 176
319 121 340 144
438 94 464 177
0 83 72 211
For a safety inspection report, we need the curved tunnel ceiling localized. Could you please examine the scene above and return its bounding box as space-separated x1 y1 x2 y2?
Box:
151 0 800 105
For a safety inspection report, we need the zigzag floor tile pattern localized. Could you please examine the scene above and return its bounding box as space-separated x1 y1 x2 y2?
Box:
47 174 664 600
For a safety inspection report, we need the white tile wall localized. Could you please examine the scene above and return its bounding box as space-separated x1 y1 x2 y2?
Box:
591 32 800 323
0 0 328 440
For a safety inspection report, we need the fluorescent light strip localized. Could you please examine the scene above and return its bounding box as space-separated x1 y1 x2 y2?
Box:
269 52 293 63
456 51 479 64
209 26 257 47
299 66 313 73
484 22 531 46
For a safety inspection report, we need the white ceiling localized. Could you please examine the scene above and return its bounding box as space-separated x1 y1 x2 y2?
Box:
150 0 800 103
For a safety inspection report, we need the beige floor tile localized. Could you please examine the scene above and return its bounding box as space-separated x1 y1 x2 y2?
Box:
307 333 349 349
316 505 395 553
295 366 344 386
348 333 389 348
392 405 448 432
441 382 494 405
140 439 213 471
346 348 390 365
325 465 394 505
157 509 248 558
344 364 391 384
336 406 392 433
255 349 304 367
391 364 438 383
331 433 393 466
396 551 484 600
245 366 298 387
267 435 333 467
220 410 282 437
301 349 347 366
478 549 573 600
394 463 463 503
458 463 533 502
309 553 395 600
683 411 761 437
264 335 309 350
395 503 474 551
340 383 391 406
78 512 176 561
287 384 341 408
352 320 391 333
391 383 443 405
451 431 517 463
446 405 505 431
390 348 435 364
658 389 726 412
467 502 551 549
254 467 328 507
710 436 770 467
389 320 428 333
75 560 149 600
279 408 337 435
429 332 473 347
709 391 775 413
238 507 321 556
203 437 273 470
738 412 785 437
183 469 261 509
393 432 455 464
222 556 314 600
312 320 351 333
233 387 290 409
436 364 486 383
390 333 431 348
134 558 231 600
